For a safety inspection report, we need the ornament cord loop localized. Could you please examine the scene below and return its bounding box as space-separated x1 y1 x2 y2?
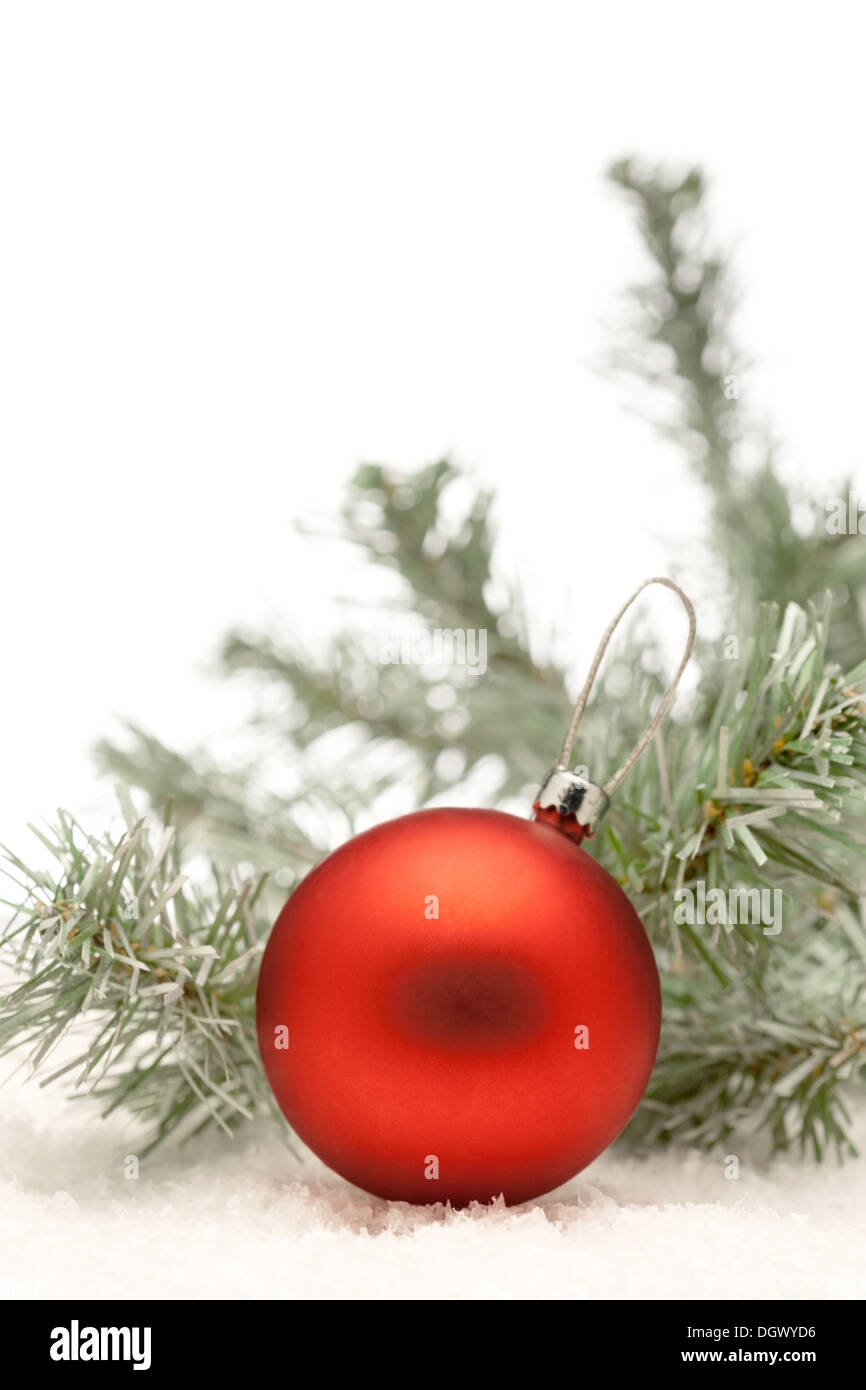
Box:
558 577 696 796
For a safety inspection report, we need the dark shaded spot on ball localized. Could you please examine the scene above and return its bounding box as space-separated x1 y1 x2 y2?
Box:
392 956 543 1048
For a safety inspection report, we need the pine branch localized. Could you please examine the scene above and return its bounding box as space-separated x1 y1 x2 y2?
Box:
0 801 281 1153
594 596 866 962
638 967 866 1159
591 595 866 1156
97 724 321 878
607 157 866 668
98 461 571 834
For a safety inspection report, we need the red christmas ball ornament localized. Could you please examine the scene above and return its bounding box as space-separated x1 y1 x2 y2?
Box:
258 806 659 1205
257 578 696 1206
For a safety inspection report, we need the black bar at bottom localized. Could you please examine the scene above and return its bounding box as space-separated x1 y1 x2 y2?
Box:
5 1297 856 1373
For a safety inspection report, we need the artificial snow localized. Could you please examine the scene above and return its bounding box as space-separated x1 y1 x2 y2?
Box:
1 1055 864 1300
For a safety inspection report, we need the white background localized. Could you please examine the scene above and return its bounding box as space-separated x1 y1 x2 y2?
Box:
2 1 865 848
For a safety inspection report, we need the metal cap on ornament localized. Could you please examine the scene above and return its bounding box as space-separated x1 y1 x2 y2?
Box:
530 576 697 848
532 767 609 844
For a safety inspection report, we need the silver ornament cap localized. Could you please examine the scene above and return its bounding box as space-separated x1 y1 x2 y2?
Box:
534 767 610 838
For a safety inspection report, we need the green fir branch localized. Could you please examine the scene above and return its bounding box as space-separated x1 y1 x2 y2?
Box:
0 803 280 1153
607 156 866 666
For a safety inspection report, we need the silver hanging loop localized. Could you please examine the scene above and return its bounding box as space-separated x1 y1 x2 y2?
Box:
534 577 696 839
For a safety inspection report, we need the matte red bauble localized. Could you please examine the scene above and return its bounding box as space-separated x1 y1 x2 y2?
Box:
257 806 660 1206
256 577 694 1206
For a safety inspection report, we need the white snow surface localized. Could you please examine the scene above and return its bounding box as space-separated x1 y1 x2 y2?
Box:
2 1059 865 1302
